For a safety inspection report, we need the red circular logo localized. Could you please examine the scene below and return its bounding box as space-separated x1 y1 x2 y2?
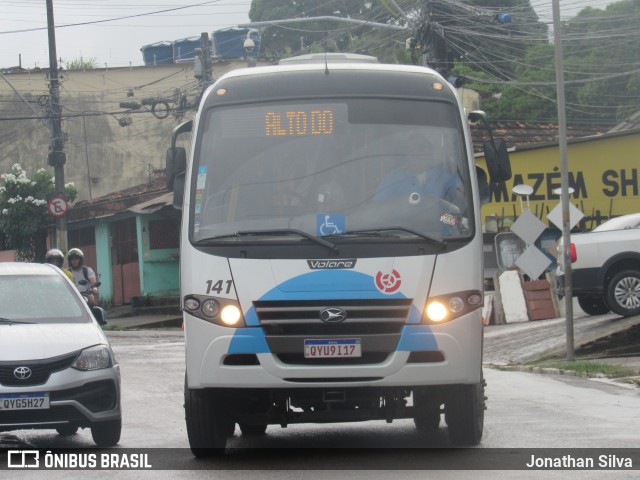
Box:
375 269 402 294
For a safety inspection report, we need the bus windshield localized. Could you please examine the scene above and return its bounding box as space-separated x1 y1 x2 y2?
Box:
191 98 473 244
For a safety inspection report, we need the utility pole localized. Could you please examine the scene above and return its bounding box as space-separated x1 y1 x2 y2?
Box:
552 0 574 361
200 32 213 85
46 0 68 254
194 32 214 97
414 3 511 76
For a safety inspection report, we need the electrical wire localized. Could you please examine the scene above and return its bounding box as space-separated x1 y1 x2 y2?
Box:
0 0 242 34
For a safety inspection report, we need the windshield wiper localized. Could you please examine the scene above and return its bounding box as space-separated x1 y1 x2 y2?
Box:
0 318 35 325
197 229 339 253
330 227 447 247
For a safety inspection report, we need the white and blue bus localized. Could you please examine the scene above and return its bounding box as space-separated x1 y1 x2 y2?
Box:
166 56 511 455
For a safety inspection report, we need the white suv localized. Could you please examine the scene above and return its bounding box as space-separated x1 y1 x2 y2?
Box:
0 262 121 446
556 213 640 317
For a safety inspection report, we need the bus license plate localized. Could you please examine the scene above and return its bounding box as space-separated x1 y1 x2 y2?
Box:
304 339 361 359
0 393 50 411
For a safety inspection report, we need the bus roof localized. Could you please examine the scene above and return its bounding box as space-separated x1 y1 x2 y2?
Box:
216 61 444 82
278 53 379 65
202 62 459 110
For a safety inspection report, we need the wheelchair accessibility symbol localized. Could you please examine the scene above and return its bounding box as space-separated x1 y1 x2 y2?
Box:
317 214 345 236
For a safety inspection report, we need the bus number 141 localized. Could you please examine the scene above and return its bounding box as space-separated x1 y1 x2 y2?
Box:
205 279 233 295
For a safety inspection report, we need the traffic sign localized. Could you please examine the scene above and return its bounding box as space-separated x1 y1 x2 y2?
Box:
47 196 68 218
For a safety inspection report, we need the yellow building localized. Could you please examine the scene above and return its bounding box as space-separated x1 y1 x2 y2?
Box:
477 128 640 231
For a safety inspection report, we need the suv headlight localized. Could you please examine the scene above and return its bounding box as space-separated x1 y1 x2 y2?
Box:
72 345 114 371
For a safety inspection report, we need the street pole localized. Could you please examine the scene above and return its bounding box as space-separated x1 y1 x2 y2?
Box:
552 0 574 361
46 0 68 254
200 32 213 85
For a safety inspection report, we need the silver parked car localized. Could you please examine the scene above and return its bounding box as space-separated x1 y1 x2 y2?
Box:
0 262 121 446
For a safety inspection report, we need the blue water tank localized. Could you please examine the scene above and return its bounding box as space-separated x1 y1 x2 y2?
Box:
172 37 201 63
213 28 260 59
140 41 173 65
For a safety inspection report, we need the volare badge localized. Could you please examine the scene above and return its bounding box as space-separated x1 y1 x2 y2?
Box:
307 259 357 269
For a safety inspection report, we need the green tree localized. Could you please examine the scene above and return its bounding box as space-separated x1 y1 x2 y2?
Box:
480 44 558 122
249 0 404 60
479 0 640 125
63 57 97 70
427 0 548 78
0 164 77 262
566 0 640 124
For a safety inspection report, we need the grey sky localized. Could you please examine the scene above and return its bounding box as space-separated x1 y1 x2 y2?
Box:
0 0 616 69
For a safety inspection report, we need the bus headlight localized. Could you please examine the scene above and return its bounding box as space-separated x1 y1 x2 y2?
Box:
201 299 220 318
183 294 245 328
424 290 483 324
221 305 241 326
426 301 448 322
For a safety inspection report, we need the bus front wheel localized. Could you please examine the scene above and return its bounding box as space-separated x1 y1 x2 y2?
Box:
185 383 235 457
413 388 441 432
445 380 485 446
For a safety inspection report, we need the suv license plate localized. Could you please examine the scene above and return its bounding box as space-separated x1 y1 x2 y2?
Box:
304 339 361 359
0 393 50 410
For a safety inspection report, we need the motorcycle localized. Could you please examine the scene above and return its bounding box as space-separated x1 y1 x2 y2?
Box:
77 280 108 326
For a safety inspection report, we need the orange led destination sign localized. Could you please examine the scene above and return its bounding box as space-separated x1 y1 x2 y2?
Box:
265 109 334 136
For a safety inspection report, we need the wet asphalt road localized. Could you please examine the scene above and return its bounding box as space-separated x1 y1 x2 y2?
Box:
2 330 640 479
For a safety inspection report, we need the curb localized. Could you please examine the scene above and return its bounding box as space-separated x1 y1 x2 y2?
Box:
487 363 595 379
105 317 183 330
486 364 640 389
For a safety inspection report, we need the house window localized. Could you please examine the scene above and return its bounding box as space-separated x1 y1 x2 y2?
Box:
149 217 180 250
69 227 96 248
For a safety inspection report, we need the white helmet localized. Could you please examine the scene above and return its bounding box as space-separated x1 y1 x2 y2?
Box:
67 248 84 265
45 248 65 267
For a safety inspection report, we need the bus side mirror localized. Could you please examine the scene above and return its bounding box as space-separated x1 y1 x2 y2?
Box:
476 165 490 205
172 172 185 210
166 147 187 191
483 138 512 183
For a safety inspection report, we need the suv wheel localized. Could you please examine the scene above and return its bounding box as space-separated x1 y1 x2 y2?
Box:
56 425 78 436
606 270 640 317
577 294 610 316
91 418 121 447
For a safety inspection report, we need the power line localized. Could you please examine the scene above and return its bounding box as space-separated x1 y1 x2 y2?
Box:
0 0 232 34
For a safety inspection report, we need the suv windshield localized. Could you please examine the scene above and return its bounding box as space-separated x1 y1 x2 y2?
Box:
0 275 89 323
191 98 472 245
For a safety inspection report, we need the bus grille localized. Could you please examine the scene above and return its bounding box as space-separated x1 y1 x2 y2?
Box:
254 298 412 336
254 299 411 365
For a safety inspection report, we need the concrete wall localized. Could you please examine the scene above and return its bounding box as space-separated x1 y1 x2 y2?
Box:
0 60 262 203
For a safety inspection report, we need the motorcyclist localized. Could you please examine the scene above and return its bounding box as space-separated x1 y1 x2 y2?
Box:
45 248 75 283
67 248 99 306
